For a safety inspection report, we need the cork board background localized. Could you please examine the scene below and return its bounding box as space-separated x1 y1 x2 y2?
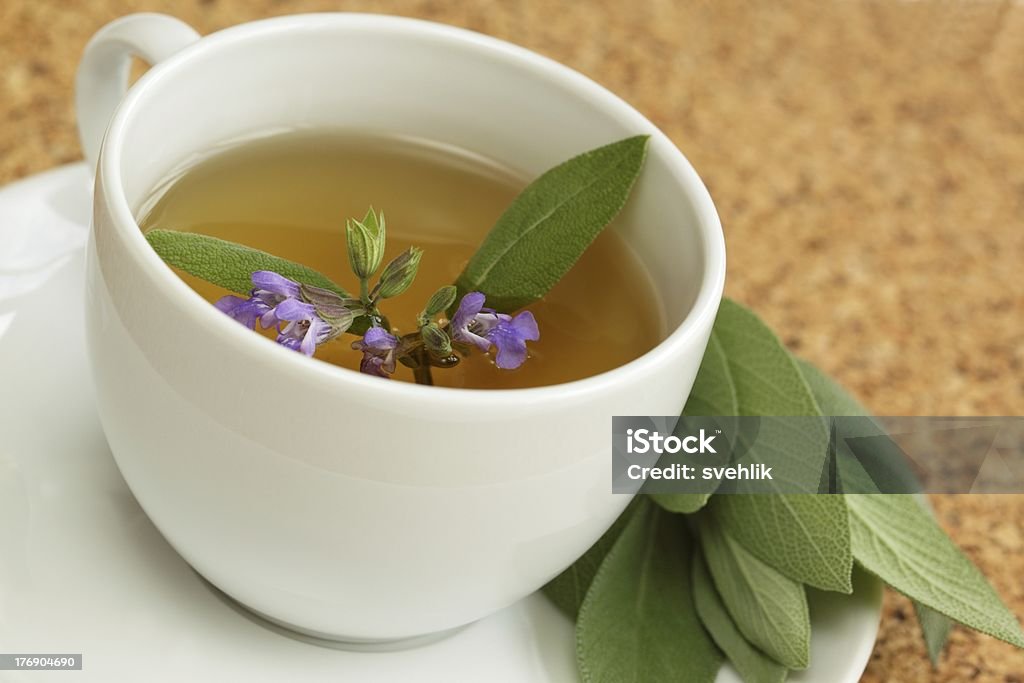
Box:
2 0 1022 680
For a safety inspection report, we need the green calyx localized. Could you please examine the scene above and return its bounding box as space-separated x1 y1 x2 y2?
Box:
345 208 387 281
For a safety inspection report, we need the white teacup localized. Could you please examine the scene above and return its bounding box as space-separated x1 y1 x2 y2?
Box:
78 13 725 643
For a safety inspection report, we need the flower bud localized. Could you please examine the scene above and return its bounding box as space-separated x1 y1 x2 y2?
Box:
375 247 423 299
345 208 386 279
421 322 453 357
422 285 458 320
300 283 356 333
299 283 358 309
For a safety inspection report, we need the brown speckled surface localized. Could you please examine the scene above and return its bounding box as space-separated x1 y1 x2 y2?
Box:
2 1 1022 680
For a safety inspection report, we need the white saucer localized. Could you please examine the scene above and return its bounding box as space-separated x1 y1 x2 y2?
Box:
0 164 882 682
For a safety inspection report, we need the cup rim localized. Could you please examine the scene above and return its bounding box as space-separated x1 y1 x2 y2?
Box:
99 12 726 406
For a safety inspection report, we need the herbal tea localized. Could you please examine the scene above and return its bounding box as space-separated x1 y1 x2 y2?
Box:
139 132 663 388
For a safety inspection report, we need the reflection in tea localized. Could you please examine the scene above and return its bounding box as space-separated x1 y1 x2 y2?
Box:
139 132 664 389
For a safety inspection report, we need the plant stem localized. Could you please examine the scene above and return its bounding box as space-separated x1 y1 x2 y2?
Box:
412 356 434 385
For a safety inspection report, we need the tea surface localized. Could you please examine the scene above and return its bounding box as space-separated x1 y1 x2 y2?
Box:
138 132 664 388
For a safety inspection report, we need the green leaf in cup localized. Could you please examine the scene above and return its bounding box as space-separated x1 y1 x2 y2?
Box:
455 135 649 312
145 229 350 298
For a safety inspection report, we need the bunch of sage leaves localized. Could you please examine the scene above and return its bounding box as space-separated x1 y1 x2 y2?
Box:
145 134 1023 682
549 298 1024 681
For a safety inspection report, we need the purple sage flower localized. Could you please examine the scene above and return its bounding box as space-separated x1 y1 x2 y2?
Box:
450 291 540 369
215 271 345 357
214 294 270 330
449 291 493 352
215 270 301 330
249 270 302 328
352 327 399 377
487 310 539 369
274 298 336 357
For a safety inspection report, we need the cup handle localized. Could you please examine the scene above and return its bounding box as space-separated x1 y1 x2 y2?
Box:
75 13 200 173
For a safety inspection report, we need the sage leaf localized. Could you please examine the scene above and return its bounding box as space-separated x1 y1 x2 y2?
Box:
848 493 1024 649
794 358 880 494
456 136 648 312
145 229 350 298
683 331 738 417
652 331 737 514
793 357 864 416
711 496 854 594
649 491 713 516
698 512 811 669
692 549 788 683
914 601 953 666
799 359 924 495
543 498 641 618
713 299 823 417
577 502 722 683
711 299 852 593
796 356 953 658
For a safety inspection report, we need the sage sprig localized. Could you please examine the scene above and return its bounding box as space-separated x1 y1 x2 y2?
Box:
145 136 648 383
